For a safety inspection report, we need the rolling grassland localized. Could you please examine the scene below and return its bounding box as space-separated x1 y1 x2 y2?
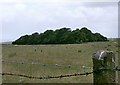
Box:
2 40 119 83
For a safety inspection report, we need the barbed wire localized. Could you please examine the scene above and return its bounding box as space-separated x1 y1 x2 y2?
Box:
94 67 120 71
1 67 120 80
2 60 92 69
1 71 93 80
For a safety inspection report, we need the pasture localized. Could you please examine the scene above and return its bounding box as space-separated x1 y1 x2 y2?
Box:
2 41 119 83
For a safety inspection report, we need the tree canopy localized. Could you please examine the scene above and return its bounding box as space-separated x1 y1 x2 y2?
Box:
12 27 108 45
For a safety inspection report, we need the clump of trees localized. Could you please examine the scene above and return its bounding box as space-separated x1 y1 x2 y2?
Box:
12 27 108 45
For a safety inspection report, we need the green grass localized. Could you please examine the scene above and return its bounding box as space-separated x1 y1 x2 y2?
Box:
2 41 119 83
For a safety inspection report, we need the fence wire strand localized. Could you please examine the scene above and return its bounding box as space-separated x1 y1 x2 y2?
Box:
1 71 93 79
1 67 120 80
2 60 92 69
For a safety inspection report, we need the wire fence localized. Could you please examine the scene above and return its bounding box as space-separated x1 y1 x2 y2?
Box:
2 60 94 80
2 56 120 82
1 71 93 80
1 66 120 80
2 50 120 84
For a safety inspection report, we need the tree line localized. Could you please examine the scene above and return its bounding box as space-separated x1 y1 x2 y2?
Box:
12 27 108 45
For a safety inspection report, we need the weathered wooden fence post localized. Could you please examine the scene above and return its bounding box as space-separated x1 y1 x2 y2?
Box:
92 50 116 84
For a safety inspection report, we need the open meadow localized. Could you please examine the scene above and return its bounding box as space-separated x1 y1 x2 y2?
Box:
2 40 119 83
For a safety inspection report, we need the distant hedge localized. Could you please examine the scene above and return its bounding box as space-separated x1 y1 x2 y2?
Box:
12 27 108 45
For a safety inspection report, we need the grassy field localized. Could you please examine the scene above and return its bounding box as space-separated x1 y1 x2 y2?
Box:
2 40 119 83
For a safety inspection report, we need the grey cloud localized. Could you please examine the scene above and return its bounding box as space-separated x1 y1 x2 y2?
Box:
82 2 118 7
1 1 118 42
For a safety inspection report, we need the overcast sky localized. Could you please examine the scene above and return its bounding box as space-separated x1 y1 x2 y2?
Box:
0 0 119 42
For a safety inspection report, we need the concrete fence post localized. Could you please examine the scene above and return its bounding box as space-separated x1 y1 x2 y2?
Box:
92 50 116 84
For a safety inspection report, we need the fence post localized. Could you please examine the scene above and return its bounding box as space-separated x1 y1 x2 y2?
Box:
92 50 116 84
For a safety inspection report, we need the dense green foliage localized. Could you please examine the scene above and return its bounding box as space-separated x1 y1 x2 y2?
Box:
12 27 108 45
